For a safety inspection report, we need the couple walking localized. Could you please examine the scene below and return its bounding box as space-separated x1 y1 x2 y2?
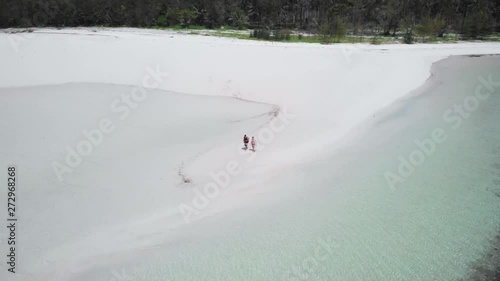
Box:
243 135 256 152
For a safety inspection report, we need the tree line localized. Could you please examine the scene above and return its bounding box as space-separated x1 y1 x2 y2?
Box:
1 0 499 40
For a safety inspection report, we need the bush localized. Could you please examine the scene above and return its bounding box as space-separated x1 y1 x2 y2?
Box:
416 18 446 42
400 17 415 44
179 9 195 27
320 21 331 44
274 29 292 41
250 29 292 41
165 8 181 26
157 15 168 27
332 19 347 42
251 29 271 40
462 10 495 39
403 31 414 44
371 36 383 45
164 8 195 27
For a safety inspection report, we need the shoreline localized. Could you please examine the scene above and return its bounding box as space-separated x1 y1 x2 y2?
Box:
2 26 500 46
312 54 500 281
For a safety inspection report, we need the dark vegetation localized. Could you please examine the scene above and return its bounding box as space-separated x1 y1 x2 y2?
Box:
1 0 500 43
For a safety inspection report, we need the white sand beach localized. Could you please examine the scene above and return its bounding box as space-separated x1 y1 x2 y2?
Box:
0 28 499 281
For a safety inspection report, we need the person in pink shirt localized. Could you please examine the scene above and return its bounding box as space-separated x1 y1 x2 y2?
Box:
251 136 256 152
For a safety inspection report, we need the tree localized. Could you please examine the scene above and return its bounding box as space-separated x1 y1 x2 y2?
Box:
400 16 415 44
165 7 181 26
179 8 195 27
229 7 249 29
462 8 495 38
320 20 331 43
0 0 498 39
332 18 347 42
416 18 446 42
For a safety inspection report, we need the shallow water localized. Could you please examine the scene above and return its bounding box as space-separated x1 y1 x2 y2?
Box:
117 55 500 281
2 54 498 281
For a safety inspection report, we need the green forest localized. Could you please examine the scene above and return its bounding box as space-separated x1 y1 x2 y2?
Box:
2 0 499 42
